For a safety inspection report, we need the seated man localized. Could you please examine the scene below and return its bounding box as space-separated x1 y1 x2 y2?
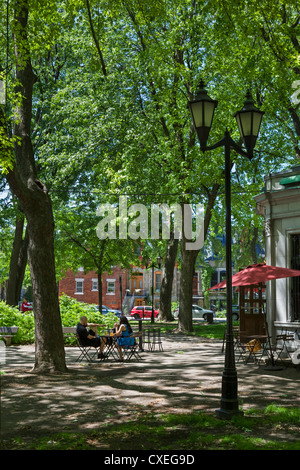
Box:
76 316 106 358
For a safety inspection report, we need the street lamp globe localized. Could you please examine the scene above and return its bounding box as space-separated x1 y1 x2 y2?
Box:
234 90 264 159
188 80 218 151
157 255 162 269
187 80 264 419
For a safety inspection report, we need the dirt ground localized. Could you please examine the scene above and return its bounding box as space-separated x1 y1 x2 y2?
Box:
1 332 299 443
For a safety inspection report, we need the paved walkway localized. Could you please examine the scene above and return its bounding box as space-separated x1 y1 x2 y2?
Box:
1 334 299 441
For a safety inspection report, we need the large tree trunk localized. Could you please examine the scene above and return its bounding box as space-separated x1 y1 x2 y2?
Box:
6 213 29 306
25 195 66 373
7 189 66 373
178 239 198 332
4 1 66 373
159 234 178 321
178 184 221 332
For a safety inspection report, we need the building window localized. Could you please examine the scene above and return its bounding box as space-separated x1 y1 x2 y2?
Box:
210 271 218 287
155 272 162 292
92 279 98 291
75 279 84 294
107 279 115 295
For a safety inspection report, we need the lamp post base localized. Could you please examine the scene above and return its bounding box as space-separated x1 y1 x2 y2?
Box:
215 368 244 420
215 406 244 420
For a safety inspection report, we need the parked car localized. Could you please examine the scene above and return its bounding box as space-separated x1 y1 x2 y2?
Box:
107 306 122 316
130 306 159 319
93 305 122 317
173 304 215 321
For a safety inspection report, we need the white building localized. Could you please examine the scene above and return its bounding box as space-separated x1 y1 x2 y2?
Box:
254 165 300 347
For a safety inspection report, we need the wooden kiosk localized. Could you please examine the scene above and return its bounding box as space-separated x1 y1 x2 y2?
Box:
239 283 266 342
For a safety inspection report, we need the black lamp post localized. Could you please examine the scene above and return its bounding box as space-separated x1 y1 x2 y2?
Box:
188 81 264 419
119 275 123 315
148 255 162 324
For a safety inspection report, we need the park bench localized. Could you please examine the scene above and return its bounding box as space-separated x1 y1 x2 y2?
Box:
0 326 19 346
62 326 77 339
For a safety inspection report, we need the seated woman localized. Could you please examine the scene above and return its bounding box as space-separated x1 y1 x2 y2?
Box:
114 316 135 361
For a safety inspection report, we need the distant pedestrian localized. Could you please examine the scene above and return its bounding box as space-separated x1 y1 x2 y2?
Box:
21 297 33 313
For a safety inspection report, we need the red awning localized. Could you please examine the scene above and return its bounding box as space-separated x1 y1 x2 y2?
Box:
209 263 300 290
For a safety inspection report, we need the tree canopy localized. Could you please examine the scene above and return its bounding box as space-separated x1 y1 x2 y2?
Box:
0 0 299 367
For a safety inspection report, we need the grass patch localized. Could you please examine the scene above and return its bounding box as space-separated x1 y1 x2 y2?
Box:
131 320 229 341
2 406 299 451
159 321 228 340
191 322 228 340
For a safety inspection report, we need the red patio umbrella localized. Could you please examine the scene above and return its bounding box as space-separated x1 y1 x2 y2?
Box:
209 263 300 290
209 263 300 369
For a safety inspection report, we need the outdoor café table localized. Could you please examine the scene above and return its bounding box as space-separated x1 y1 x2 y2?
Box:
87 323 105 337
245 334 269 364
100 333 119 361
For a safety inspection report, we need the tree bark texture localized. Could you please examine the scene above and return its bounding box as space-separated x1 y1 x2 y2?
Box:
159 235 178 322
6 214 29 306
178 238 198 332
4 1 66 373
178 184 220 332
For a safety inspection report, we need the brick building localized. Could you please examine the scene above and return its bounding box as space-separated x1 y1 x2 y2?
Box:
58 264 207 313
58 267 127 311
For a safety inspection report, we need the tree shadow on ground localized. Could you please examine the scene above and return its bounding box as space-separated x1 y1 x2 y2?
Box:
1 337 299 441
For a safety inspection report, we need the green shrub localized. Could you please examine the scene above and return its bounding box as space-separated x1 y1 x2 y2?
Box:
216 309 227 318
0 295 119 345
0 301 35 344
59 294 118 329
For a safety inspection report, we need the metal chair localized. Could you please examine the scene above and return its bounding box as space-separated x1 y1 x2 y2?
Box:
266 333 294 367
222 326 240 353
120 332 143 361
279 330 294 365
235 335 262 364
143 327 163 352
75 334 98 362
